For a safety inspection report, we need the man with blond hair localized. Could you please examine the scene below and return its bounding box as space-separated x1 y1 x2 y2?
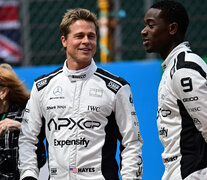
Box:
19 8 143 180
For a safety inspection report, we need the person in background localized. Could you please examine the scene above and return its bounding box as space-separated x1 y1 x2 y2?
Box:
0 63 39 179
18 8 143 180
0 63 46 180
141 0 207 180
0 63 29 179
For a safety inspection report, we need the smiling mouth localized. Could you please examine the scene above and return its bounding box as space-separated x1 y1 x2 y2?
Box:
79 47 91 51
79 48 92 54
142 38 149 46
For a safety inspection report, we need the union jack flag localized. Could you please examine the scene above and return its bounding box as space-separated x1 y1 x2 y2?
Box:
0 0 21 63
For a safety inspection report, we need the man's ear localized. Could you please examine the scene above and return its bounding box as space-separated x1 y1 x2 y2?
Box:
169 22 178 35
61 36 67 48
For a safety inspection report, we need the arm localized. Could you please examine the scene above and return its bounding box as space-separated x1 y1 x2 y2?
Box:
173 64 207 142
115 84 143 180
18 84 43 180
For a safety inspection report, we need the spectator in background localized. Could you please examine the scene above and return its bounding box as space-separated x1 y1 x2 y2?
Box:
0 63 46 179
18 8 143 180
141 1 207 180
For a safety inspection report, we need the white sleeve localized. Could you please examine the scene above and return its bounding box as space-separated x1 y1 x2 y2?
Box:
173 66 207 142
18 83 43 180
115 84 143 180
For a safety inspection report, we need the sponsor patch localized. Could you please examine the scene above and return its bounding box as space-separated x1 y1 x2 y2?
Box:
163 156 178 163
48 118 101 131
88 105 100 112
54 137 89 148
69 167 95 173
188 106 201 112
50 168 57 175
36 79 48 90
89 88 103 97
53 86 63 96
193 118 201 125
69 74 86 79
159 127 168 137
183 96 198 102
107 81 120 92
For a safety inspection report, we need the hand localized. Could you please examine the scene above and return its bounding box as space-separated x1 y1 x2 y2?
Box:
0 118 21 136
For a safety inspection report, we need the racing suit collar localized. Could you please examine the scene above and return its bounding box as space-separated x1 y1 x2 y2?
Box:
63 59 97 82
161 41 191 71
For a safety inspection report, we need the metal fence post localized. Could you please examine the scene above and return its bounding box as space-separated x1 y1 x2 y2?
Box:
20 0 31 66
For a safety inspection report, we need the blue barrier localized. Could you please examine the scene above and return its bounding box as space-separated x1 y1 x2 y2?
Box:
14 60 164 180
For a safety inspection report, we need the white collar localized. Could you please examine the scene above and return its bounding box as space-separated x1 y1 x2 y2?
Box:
161 41 191 71
63 59 97 82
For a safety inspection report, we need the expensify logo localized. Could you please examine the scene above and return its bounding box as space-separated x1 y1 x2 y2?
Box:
54 137 89 148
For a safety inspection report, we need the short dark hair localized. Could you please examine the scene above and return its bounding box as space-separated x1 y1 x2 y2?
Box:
151 0 189 36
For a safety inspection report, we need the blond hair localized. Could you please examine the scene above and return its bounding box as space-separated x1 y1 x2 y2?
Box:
0 63 30 108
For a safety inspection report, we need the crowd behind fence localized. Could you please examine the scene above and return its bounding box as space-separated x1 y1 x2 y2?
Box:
1 0 207 66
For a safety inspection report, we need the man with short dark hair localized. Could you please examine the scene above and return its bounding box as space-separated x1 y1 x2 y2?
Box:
141 1 207 179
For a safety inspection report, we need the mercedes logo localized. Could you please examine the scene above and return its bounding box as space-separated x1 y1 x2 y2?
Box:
53 86 62 96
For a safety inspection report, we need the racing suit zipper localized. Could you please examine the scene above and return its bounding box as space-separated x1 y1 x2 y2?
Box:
70 80 84 179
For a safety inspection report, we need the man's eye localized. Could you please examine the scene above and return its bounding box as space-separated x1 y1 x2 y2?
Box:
76 35 83 38
88 35 96 39
148 24 154 28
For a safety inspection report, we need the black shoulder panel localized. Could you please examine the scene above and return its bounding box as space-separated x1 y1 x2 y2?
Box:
95 68 129 94
35 67 63 91
176 52 206 79
170 59 176 79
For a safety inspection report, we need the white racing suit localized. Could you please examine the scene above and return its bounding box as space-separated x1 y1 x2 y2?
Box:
18 60 143 180
157 42 207 180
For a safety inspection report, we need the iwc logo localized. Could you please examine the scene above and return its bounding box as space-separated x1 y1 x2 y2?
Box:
53 86 63 96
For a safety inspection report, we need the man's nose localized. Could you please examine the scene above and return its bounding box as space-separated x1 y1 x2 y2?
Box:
141 27 147 35
82 36 89 43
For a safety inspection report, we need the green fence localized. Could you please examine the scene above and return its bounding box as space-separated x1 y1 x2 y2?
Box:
3 0 207 65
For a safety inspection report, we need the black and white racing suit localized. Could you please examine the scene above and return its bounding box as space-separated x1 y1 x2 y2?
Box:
157 42 207 180
18 59 143 180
